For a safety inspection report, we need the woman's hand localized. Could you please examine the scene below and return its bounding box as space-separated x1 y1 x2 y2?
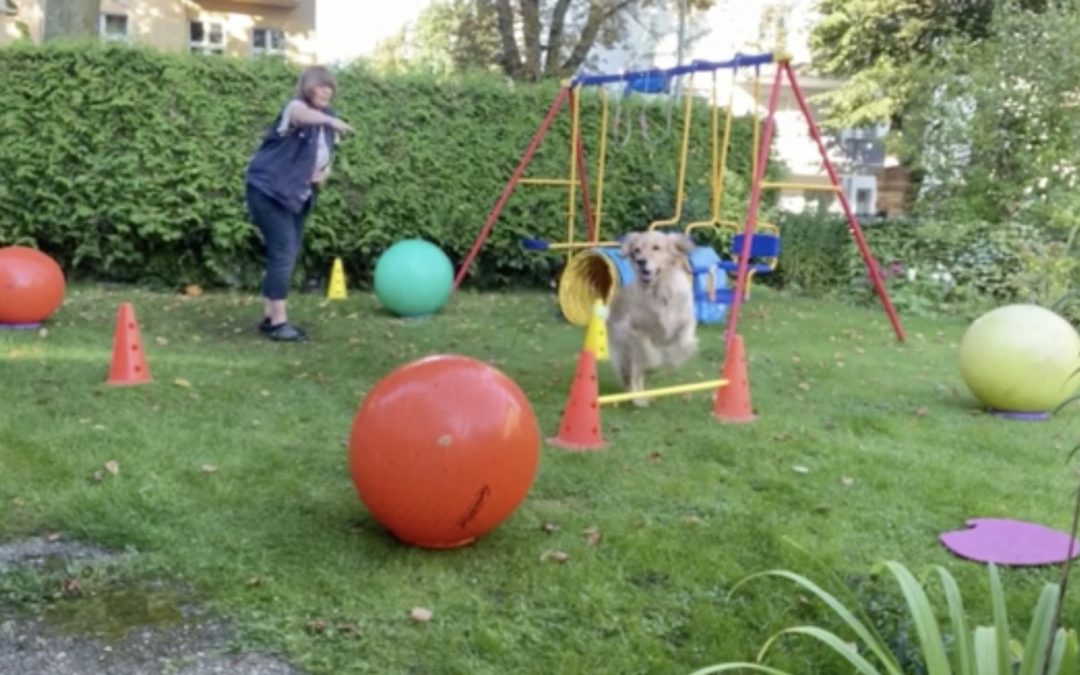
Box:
331 118 354 136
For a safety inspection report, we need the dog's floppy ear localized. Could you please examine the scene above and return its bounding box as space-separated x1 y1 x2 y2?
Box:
670 233 695 255
620 232 640 258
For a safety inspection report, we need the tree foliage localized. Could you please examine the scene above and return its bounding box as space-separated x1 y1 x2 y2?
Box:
807 0 1054 130
379 0 715 80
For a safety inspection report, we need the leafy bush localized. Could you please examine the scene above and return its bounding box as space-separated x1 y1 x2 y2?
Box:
0 40 771 291
692 560 1079 675
766 211 1080 316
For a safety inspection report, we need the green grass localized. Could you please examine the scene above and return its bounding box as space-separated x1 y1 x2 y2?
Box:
1 284 1077 674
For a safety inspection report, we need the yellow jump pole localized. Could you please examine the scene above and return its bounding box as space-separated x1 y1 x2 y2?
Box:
598 378 729 405
648 73 695 230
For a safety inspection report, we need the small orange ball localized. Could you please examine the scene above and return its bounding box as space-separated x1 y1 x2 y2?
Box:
348 355 540 549
0 246 66 325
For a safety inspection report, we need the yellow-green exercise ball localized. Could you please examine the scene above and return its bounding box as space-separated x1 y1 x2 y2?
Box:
958 304 1080 412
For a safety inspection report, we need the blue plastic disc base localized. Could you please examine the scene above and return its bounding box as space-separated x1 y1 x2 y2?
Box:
0 322 41 330
989 409 1050 422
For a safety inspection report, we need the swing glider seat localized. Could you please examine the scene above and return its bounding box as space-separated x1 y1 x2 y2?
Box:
715 232 781 301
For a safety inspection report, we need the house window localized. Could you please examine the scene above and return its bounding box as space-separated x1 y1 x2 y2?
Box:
855 188 874 216
252 27 285 57
190 21 224 55
99 13 129 42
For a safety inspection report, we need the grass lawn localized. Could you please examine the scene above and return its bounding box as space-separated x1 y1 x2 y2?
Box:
1 283 1077 674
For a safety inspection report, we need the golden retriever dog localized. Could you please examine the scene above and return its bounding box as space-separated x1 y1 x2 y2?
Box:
606 230 698 407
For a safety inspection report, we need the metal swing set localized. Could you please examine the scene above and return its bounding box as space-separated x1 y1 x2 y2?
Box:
452 51 905 352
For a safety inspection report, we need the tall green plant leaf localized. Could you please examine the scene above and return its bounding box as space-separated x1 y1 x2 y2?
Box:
728 570 904 675
883 561 952 675
1017 583 1060 675
987 564 1011 674
973 626 1003 675
757 626 884 674
934 566 975 675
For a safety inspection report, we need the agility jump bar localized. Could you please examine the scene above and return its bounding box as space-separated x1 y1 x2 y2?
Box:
596 378 728 406
569 52 775 88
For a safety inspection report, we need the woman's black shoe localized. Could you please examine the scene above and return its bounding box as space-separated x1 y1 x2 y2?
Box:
265 322 307 342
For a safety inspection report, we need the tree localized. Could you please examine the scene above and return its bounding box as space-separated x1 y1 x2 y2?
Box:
43 0 101 42
383 0 715 80
807 0 1054 131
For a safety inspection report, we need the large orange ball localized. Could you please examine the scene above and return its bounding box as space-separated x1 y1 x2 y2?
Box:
348 355 540 549
0 246 66 325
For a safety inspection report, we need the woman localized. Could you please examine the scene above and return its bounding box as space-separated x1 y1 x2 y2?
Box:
245 65 353 342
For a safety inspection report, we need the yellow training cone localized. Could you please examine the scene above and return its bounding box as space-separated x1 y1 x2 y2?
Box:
327 257 348 300
583 300 609 361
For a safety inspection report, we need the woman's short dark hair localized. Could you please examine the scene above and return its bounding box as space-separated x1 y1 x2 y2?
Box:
295 65 337 106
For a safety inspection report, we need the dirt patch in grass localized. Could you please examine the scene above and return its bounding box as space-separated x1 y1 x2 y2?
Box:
0 536 301 675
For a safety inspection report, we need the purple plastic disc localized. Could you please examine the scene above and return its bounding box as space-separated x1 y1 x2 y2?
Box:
0 322 41 330
940 518 1080 566
989 409 1049 422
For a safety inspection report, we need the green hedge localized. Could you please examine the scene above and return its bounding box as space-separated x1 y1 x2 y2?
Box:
770 211 1080 317
0 41 774 291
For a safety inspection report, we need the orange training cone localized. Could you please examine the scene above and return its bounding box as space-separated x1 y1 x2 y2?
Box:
106 302 152 386
547 349 605 450
712 333 755 423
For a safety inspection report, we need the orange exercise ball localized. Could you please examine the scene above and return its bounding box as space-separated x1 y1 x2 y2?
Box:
0 246 66 326
347 355 541 549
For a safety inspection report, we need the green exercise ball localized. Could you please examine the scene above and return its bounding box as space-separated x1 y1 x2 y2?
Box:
373 239 454 317
958 303 1080 413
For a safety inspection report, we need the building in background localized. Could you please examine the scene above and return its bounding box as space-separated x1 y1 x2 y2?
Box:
1 0 317 64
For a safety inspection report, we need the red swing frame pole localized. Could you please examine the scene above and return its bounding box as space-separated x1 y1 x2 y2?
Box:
453 86 572 291
781 61 906 343
724 61 785 355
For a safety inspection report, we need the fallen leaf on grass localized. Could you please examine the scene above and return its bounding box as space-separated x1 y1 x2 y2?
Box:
409 607 433 622
541 522 559 534
682 515 703 525
173 378 191 388
792 465 810 474
647 452 662 464
246 576 262 587
184 284 203 297
540 549 569 564
200 464 218 474
583 527 602 545
797 382 811 391
840 476 855 487
306 619 327 634
104 461 120 476
338 623 359 636
60 578 81 596
155 336 169 346
11 497 25 508
915 406 928 417
46 532 62 542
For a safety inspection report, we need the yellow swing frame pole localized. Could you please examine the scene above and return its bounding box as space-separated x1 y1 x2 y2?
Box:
648 73 696 231
593 87 610 242
564 85 582 262
685 68 741 236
